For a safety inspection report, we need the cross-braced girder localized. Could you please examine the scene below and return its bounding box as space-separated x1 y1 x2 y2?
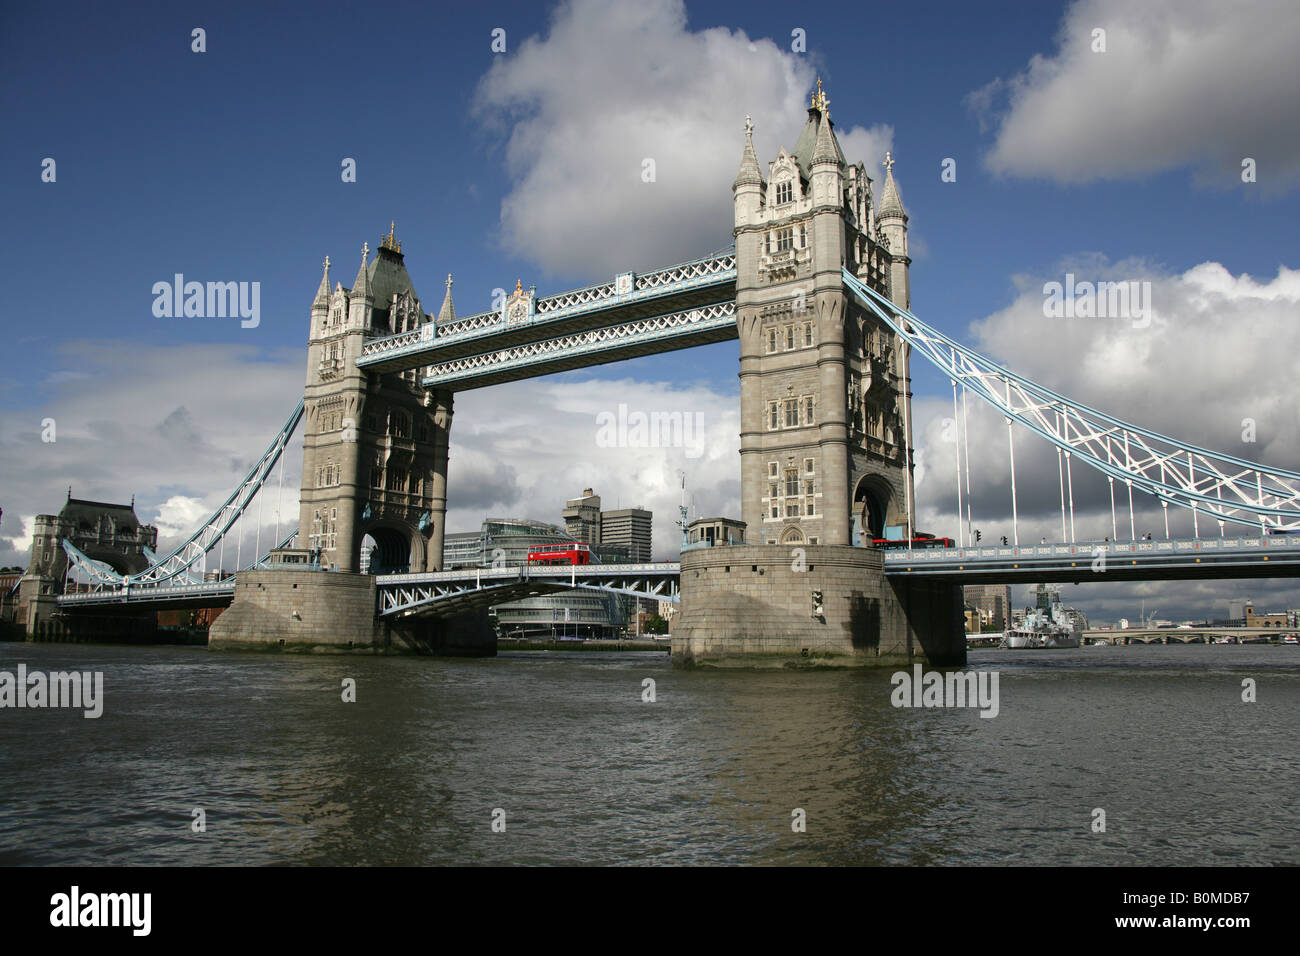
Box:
844 269 1300 532
377 563 681 617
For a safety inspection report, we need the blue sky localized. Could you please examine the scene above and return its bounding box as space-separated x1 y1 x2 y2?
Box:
2 0 1298 622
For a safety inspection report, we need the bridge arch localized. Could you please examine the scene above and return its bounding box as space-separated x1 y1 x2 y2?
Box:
361 523 422 575
853 474 893 542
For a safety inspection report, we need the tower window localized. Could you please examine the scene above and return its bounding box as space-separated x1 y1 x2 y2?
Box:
776 227 793 252
769 462 779 478
784 399 799 428
785 326 795 350
767 329 777 353
769 403 779 430
804 322 813 347
804 458 814 474
805 397 815 424
776 180 793 205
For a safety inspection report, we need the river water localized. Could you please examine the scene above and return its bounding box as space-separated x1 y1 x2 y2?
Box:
0 642 1295 866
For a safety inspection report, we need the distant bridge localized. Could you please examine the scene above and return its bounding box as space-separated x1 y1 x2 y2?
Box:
881 534 1300 583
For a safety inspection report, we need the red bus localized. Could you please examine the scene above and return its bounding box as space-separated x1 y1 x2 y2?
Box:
526 542 592 566
871 536 955 550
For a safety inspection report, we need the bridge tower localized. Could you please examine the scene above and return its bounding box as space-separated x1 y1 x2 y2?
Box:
733 81 914 549
674 82 963 668
297 225 455 574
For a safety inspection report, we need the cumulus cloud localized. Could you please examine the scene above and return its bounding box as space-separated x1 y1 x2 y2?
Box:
969 0 1300 191
474 0 893 280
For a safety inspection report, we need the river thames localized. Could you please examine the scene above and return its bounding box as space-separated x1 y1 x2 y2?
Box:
0 642 1295 866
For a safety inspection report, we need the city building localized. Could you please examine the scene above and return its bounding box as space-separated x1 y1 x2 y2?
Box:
562 489 602 544
963 584 1012 630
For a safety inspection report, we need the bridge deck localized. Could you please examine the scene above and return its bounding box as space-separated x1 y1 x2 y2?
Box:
357 253 736 379
883 536 1300 583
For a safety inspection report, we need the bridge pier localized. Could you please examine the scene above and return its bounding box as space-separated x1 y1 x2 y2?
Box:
207 568 496 655
672 545 965 668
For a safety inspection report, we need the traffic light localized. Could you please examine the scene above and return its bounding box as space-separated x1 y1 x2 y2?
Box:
811 590 824 619
975 529 982 542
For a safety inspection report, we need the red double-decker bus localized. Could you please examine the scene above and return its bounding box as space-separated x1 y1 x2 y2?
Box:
526 542 593 566
871 535 955 550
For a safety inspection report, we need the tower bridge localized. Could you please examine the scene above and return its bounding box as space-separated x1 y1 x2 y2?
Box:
28 80 1300 664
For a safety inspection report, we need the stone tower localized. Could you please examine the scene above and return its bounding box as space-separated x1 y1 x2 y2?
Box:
15 493 156 637
298 224 455 573
732 81 914 550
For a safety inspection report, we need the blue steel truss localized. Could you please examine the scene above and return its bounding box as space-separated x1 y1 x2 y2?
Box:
843 269 1300 532
61 401 304 588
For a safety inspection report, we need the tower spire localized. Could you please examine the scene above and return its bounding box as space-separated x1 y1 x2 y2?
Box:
877 151 907 219
313 255 331 306
437 273 455 324
352 242 371 299
733 114 762 188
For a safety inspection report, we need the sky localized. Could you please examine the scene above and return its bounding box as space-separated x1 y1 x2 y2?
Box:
1 0 1298 624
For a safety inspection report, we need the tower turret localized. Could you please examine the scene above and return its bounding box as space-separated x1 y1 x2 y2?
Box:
876 152 910 309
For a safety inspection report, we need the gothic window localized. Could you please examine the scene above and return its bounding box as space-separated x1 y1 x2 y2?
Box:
803 322 813 347
785 326 795 350
767 329 777 353
786 501 800 517
804 458 814 474
799 224 806 248
805 397 815 424
776 227 793 251
785 469 799 498
769 403 779 430
769 462 779 478
806 495 816 516
776 180 793 205
771 501 779 518
784 399 799 428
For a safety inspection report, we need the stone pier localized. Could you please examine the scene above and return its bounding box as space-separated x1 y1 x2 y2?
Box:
207 569 496 656
672 544 965 668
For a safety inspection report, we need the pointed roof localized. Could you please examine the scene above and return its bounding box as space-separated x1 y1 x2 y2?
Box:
438 274 455 323
811 110 843 167
733 115 762 188
350 243 372 300
313 256 332 307
877 152 907 220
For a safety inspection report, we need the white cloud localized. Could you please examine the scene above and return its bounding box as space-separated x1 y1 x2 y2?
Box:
908 257 1300 620
0 341 303 569
969 0 1300 190
474 0 892 281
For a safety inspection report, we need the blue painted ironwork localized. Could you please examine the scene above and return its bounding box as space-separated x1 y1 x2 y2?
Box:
844 269 1300 532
